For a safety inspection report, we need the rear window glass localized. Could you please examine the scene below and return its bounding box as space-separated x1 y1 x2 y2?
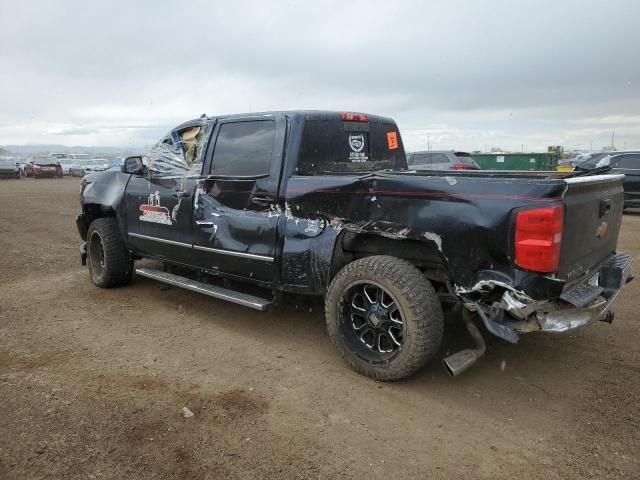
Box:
408 153 430 166
430 153 449 164
297 119 405 175
210 120 276 176
576 153 610 169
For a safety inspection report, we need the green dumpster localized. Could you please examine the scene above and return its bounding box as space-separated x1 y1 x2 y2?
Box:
471 153 558 171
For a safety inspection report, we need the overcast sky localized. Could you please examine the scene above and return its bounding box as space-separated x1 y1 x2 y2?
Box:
1 0 639 152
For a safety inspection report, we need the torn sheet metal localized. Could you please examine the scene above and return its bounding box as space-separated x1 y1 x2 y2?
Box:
283 172 567 296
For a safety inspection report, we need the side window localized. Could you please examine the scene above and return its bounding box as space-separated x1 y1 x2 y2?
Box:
615 154 640 169
411 153 431 165
178 126 204 168
210 121 276 176
145 123 208 177
430 153 449 164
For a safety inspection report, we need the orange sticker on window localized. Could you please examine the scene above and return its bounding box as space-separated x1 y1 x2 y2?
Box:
387 131 398 150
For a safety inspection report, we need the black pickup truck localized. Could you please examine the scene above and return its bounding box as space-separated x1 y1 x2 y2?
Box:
76 111 632 380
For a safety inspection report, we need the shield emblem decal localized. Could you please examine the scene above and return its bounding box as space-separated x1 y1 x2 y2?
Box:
348 134 365 153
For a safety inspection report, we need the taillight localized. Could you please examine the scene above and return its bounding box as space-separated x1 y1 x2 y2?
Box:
452 163 473 170
341 112 368 122
515 205 564 273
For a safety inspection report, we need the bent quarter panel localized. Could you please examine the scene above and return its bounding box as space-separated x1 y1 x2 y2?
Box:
283 174 566 296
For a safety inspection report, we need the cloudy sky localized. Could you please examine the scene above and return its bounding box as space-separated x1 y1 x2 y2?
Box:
1 0 639 152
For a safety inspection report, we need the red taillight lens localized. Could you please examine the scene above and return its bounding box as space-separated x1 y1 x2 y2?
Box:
341 112 368 122
515 205 564 273
452 163 473 170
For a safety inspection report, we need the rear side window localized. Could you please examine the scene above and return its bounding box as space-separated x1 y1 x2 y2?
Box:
409 153 431 166
210 121 276 176
429 153 449 165
615 154 640 169
297 119 405 175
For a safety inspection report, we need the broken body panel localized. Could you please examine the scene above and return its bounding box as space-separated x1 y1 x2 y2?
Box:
77 111 632 345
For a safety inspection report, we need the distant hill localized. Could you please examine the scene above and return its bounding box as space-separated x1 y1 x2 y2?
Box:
1 144 146 156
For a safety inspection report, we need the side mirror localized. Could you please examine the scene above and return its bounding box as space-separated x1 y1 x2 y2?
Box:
122 156 145 175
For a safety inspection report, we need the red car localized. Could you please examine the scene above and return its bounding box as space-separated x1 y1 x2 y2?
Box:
25 157 63 178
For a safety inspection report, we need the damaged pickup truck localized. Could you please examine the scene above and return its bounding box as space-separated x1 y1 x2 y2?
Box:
76 110 633 380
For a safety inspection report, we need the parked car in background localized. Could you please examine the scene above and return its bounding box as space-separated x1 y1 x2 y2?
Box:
575 151 640 209
0 157 24 178
18 159 28 176
24 156 63 178
556 158 580 171
69 159 111 177
407 150 481 170
57 158 79 175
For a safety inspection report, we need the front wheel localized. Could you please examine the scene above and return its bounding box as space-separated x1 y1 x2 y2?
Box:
87 218 133 288
325 256 444 381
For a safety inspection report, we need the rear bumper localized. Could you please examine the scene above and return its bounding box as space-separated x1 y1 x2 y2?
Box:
526 252 632 332
473 252 633 341
536 252 632 332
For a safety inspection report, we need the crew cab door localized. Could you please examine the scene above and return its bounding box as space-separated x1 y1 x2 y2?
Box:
125 121 208 265
192 115 286 282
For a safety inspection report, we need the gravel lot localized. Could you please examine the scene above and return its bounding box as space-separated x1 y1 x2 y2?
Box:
1 177 638 479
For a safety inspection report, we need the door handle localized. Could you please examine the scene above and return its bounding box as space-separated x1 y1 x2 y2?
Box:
251 195 273 206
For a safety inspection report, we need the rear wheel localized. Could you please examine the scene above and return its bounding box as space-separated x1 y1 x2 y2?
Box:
325 255 444 381
87 218 133 288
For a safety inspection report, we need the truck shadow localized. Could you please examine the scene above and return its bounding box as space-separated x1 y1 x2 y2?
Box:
135 261 606 397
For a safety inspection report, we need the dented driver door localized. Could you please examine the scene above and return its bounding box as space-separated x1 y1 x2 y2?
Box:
192 115 286 283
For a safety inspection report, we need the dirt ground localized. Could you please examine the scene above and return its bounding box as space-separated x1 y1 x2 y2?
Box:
0 177 638 479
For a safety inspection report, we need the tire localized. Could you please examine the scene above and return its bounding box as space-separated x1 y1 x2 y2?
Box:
325 255 444 381
87 218 133 288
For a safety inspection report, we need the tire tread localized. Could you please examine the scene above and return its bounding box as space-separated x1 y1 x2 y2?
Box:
325 255 444 381
87 217 132 288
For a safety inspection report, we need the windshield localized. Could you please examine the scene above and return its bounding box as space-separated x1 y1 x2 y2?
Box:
575 152 612 170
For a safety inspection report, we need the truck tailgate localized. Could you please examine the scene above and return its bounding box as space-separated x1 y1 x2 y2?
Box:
558 174 625 281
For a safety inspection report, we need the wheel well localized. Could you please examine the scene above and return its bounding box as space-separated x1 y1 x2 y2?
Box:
331 232 449 283
83 203 116 226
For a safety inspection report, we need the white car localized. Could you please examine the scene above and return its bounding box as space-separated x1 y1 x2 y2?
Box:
57 158 78 175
